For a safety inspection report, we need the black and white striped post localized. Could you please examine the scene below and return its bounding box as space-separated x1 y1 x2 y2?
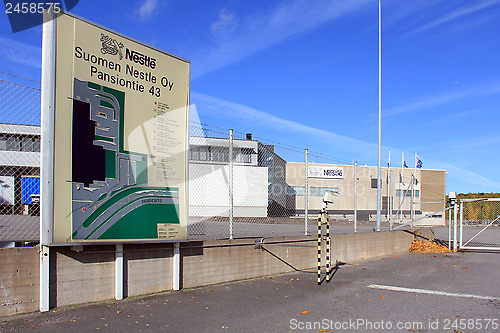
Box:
317 190 336 285
317 210 322 285
325 211 330 282
317 207 331 284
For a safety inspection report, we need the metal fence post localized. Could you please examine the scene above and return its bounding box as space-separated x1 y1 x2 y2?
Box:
388 169 392 228
459 200 463 248
229 129 234 240
173 242 180 290
115 244 124 300
39 245 50 311
354 161 358 233
40 11 57 313
410 175 414 222
305 149 309 235
448 207 452 250
317 208 322 285
453 200 458 251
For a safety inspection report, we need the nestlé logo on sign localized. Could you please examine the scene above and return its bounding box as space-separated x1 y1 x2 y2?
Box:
324 169 342 177
125 48 157 69
100 34 124 60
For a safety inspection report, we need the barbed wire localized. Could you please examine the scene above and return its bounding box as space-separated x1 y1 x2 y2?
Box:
0 72 41 84
0 79 41 91
190 123 228 138
308 152 353 165
192 121 358 165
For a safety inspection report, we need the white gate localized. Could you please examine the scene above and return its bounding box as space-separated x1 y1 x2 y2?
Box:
459 198 500 251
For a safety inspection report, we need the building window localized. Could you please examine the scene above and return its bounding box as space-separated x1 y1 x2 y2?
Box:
396 189 419 198
288 187 339 197
234 148 252 163
190 146 254 164
21 137 35 152
190 146 232 163
310 187 339 197
288 186 305 196
190 146 208 161
0 135 41 152
33 137 40 152
209 147 229 162
0 136 6 150
6 136 20 151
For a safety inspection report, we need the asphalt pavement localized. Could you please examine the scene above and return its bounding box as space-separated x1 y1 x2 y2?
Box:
1 251 499 332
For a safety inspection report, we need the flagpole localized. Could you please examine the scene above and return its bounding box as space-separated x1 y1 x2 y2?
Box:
411 153 416 222
376 0 382 232
401 151 404 222
388 149 392 228
415 154 422 225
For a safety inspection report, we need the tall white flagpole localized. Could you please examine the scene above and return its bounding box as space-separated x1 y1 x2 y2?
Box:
401 151 404 222
388 149 391 226
411 153 416 222
376 0 382 232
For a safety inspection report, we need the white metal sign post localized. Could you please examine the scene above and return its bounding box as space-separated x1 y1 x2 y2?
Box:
40 10 57 312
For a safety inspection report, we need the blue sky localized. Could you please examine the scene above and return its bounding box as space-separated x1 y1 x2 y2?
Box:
1 0 499 194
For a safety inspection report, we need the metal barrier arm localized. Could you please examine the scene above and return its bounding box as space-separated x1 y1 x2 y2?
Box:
460 198 492 203
393 206 453 230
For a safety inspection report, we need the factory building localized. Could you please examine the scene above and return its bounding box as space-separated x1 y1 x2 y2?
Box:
286 162 446 226
0 124 41 216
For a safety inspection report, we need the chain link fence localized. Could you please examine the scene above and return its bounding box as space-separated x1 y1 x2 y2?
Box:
186 123 384 240
187 123 314 239
0 73 41 244
460 198 500 249
188 123 232 239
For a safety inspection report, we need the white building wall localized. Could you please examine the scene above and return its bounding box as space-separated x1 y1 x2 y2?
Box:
189 163 268 217
0 151 40 167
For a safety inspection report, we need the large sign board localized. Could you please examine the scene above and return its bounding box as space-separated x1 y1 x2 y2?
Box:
308 166 343 179
42 12 190 244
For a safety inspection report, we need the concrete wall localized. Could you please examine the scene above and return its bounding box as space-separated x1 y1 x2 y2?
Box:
332 230 413 263
181 231 413 288
125 244 174 297
0 247 39 316
181 237 314 289
1 230 415 317
50 246 115 308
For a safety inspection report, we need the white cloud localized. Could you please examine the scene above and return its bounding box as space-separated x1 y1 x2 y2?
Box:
404 0 500 37
192 91 376 160
428 132 500 158
193 0 371 78
422 108 486 125
0 36 41 68
211 9 239 33
136 0 162 22
434 162 500 191
379 82 500 119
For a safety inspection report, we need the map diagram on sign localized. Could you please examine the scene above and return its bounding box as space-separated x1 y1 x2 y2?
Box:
70 79 180 240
